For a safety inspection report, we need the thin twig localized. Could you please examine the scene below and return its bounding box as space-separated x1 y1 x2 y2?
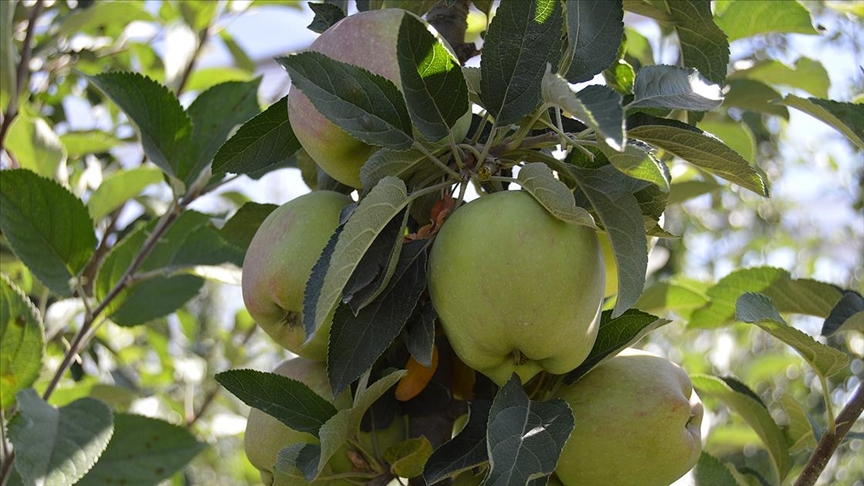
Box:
0 0 44 152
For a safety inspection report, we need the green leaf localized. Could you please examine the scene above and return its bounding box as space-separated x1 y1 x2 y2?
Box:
563 0 624 83
636 280 710 315
0 169 97 296
564 309 670 383
517 163 596 227
627 113 769 196
697 118 756 162
212 94 300 175
714 0 818 41
485 375 575 485
60 131 123 158
276 52 414 149
570 165 648 317
77 414 206 486
215 369 338 437
216 202 278 253
728 58 830 99
328 240 427 396
668 178 721 205
308 177 410 341
384 436 434 478
0 0 16 110
667 0 729 85
541 73 625 151
58 1 152 36
694 451 739 486
360 147 435 192
776 96 864 150
405 302 436 367
87 167 165 221
822 292 864 336
0 275 44 409
691 375 790 484
423 400 490 484
397 13 469 141
87 72 193 181
780 393 817 454
630 64 723 111
184 78 262 185
307 2 346 33
480 0 564 125
736 292 851 379
8 389 114 486
599 140 670 191
185 67 253 92
688 266 844 329
724 79 789 119
5 110 65 178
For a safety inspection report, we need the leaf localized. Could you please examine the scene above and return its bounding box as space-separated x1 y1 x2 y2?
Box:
212 94 301 175
822 291 864 336
736 292 851 379
397 12 469 141
688 266 844 329
216 202 278 253
780 393 817 454
570 165 648 317
396 344 439 402
599 139 669 191
636 281 710 315
276 52 414 149
541 73 625 150
724 79 789 119
77 414 206 486
563 0 624 83
423 399 491 484
776 96 864 151
328 240 428 396
360 147 435 192
87 72 192 180
405 302 437 367
0 0 15 110
343 209 408 313
697 118 756 163
215 369 338 437
668 0 729 85
691 375 790 484
58 1 152 36
87 167 164 221
565 309 669 383
630 65 723 111
308 177 410 341
5 110 65 178
185 67 253 93
8 389 114 486
627 113 769 196
728 58 830 99
485 375 575 485
0 275 45 409
694 451 738 486
0 169 97 296
307 2 346 33
715 0 818 41
517 163 596 227
184 78 262 185
480 0 564 125
384 436 435 478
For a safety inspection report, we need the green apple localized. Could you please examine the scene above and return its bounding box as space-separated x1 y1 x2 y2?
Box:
428 190 605 385
242 191 351 361
244 358 355 485
287 9 470 188
551 348 703 486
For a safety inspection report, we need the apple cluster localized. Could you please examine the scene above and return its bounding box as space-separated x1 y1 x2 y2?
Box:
240 8 702 486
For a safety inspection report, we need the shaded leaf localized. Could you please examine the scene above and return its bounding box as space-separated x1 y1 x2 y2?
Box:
563 0 624 83
360 147 436 194
780 393 817 454
517 163 596 227
0 275 45 409
307 2 345 33
694 451 738 486
725 79 789 119
384 436 435 478
631 65 723 111
822 291 864 336
405 302 437 367
216 202 278 254
776 96 864 150
541 72 625 151
668 0 729 85
423 399 492 484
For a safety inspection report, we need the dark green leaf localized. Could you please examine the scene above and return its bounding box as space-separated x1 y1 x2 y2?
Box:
776 96 864 150
541 74 625 150
725 79 789 119
343 209 408 313
0 169 96 296
276 443 322 482
77 414 206 486
87 72 192 180
481 0 563 125
212 94 300 175
9 389 114 486
215 369 338 437
668 0 729 85
277 52 414 149
714 0 818 41
563 0 624 83
216 202 278 254
360 147 436 192
822 291 864 336
694 451 738 486
565 309 670 383
405 302 437 367
630 65 723 111
397 13 469 141
307 2 346 33
423 400 491 484
485 376 574 485
0 275 45 409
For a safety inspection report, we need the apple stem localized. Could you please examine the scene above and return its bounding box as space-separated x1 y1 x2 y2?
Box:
793 382 864 486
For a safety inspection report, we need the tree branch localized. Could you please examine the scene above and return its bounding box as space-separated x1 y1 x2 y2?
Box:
0 0 44 152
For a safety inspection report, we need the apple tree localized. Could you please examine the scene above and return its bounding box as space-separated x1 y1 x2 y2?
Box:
1 1 862 485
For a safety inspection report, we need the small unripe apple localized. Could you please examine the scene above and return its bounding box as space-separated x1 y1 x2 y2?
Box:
428 190 605 385
242 191 351 360
552 348 703 486
288 9 470 188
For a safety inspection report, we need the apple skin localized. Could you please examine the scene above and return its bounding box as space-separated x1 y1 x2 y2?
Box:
242 191 351 361
428 190 605 385
551 348 704 486
288 9 470 188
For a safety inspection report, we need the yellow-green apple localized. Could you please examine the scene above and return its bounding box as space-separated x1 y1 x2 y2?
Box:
552 348 703 486
287 9 471 188
428 190 605 385
242 191 351 361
